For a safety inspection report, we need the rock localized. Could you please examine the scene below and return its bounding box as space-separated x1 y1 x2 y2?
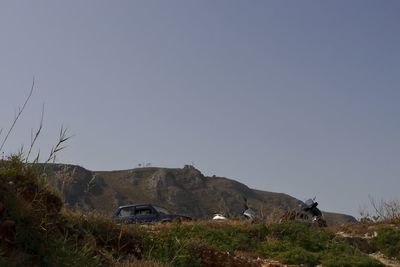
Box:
41 163 357 224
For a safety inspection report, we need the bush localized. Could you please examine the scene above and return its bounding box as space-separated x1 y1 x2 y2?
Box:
268 221 332 252
144 223 201 267
321 254 383 267
259 222 381 267
360 196 400 223
0 156 105 266
320 242 383 267
278 246 319 266
373 226 400 260
186 222 268 251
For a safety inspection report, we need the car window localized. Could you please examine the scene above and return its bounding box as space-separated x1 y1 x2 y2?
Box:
153 206 171 215
135 206 153 215
118 206 135 217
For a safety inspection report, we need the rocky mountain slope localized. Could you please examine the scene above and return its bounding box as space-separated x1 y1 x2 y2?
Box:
41 164 357 225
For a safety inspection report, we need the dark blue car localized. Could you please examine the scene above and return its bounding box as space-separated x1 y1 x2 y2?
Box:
113 203 191 224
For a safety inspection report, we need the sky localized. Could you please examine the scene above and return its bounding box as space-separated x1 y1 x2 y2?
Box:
1 1 399 216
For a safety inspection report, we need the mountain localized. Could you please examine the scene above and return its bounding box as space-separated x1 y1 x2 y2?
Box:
41 163 357 225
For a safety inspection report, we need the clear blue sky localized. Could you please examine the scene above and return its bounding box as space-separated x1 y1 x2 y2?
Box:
1 1 399 216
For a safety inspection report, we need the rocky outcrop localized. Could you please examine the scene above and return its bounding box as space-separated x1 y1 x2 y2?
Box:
41 164 357 225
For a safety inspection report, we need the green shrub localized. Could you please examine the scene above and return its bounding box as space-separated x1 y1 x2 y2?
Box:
0 157 100 266
144 223 201 267
39 236 100 267
259 222 382 267
320 241 383 267
268 222 332 252
321 253 383 267
278 246 319 266
373 226 400 260
186 223 268 251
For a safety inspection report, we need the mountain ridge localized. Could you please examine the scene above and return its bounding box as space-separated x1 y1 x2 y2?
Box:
41 163 357 226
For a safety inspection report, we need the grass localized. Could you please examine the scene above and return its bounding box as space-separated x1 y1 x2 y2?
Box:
0 156 101 266
139 220 383 267
372 226 400 260
0 156 391 267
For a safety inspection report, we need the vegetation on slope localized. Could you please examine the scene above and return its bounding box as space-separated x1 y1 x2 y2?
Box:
373 226 400 260
150 221 383 267
1 156 396 267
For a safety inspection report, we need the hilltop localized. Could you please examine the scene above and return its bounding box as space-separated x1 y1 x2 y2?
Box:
41 164 356 225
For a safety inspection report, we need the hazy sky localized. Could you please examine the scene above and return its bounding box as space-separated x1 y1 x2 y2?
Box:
1 1 399 216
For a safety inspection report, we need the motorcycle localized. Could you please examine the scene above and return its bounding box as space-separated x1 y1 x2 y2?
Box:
280 197 327 227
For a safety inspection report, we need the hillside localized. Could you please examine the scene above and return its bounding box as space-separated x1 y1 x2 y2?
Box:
41 164 356 225
1 158 395 267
